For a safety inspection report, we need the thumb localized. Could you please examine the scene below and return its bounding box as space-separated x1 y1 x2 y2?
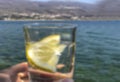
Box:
9 62 28 82
10 62 28 74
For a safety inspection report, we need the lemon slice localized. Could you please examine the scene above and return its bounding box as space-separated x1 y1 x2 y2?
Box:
40 34 60 45
26 34 66 72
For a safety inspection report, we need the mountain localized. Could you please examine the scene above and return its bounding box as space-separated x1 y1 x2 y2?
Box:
0 0 96 16
0 0 39 15
97 0 120 16
0 0 120 20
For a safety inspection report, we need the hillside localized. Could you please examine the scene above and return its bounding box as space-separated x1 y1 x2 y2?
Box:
0 0 120 20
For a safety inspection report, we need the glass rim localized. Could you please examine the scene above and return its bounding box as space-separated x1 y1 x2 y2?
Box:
24 22 77 29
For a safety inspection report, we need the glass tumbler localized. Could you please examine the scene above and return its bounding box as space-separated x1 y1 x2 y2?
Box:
23 23 76 82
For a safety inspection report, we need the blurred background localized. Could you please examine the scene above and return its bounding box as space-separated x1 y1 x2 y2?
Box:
0 0 120 82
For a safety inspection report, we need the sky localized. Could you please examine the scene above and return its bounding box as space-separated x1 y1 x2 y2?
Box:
32 0 101 4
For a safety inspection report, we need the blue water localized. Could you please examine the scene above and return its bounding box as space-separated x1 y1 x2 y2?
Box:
0 20 120 82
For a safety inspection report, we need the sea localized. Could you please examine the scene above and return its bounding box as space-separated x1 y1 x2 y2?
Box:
0 20 120 82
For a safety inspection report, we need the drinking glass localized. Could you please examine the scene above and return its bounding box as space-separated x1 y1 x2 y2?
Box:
23 23 76 82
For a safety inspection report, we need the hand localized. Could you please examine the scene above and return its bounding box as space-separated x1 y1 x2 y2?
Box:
29 68 74 82
0 62 28 82
29 64 74 82
0 62 74 82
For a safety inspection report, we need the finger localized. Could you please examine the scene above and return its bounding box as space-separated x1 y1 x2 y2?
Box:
18 72 28 78
18 72 28 80
62 79 74 82
16 76 25 82
10 62 28 74
56 64 65 69
29 68 71 79
16 76 22 82
17 73 28 82
0 74 11 82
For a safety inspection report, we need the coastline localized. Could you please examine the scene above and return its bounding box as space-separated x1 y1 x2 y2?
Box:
1 17 120 22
